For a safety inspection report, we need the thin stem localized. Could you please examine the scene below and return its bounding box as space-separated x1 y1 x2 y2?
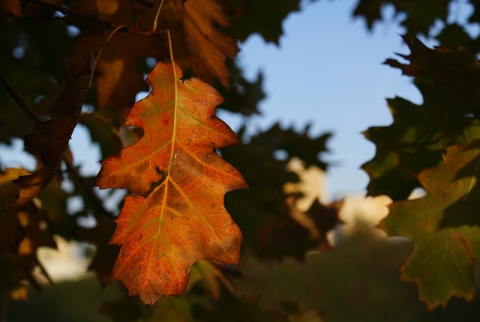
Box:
166 29 176 67
0 73 41 122
36 259 54 284
166 29 178 176
94 24 127 71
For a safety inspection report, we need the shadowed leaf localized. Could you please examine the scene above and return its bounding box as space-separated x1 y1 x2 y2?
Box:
12 54 94 206
363 38 480 200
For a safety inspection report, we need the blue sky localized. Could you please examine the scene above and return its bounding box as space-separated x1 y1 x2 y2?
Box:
224 0 422 199
3 0 473 201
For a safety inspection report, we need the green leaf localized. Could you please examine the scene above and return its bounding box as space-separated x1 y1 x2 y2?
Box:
382 141 480 309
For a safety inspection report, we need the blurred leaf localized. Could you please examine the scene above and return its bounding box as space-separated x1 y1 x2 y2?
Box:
304 199 340 248
75 215 118 285
363 38 480 200
0 18 72 142
12 53 94 206
235 234 446 322
0 202 56 298
256 198 340 260
382 141 480 309
80 111 123 159
7 276 122 322
66 32 162 125
218 64 265 116
37 174 72 239
256 211 315 261
384 37 480 89
99 294 143 322
0 168 56 298
183 0 238 88
353 0 450 38
228 0 300 44
224 124 330 258
435 24 472 51
0 0 23 18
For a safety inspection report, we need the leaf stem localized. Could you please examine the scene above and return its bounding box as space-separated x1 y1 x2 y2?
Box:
166 29 176 66
152 0 166 31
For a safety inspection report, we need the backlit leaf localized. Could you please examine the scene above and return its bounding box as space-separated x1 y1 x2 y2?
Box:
95 62 246 304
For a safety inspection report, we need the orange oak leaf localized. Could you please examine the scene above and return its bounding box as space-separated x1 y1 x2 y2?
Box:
95 62 246 304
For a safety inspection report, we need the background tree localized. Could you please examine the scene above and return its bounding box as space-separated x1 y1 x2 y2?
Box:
2 0 480 321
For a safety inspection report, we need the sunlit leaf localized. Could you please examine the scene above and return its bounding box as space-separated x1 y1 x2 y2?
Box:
95 62 246 304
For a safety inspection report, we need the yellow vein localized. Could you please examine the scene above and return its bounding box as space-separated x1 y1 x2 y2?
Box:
167 29 178 177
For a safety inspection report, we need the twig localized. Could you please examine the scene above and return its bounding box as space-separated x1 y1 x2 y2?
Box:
64 161 116 219
0 73 40 122
36 259 54 285
21 0 165 36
